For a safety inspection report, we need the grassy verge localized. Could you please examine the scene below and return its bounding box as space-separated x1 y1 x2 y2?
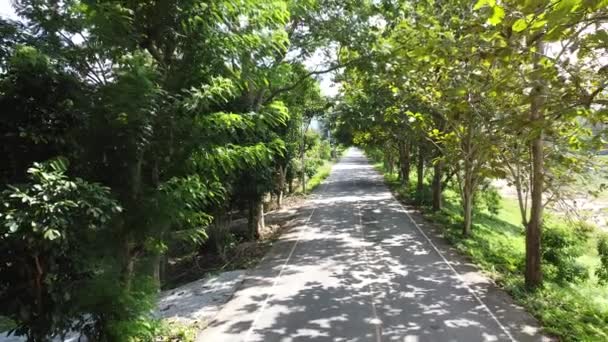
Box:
373 161 608 341
304 160 333 194
0 316 15 334
292 154 341 195
154 320 198 342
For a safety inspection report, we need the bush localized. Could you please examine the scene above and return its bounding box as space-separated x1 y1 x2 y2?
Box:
155 321 196 342
304 158 324 178
364 146 384 163
542 223 589 284
318 140 332 160
476 184 501 216
596 234 608 285
78 274 158 341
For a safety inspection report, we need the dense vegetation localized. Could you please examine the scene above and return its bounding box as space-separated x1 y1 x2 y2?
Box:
333 0 608 340
0 0 363 340
1 0 608 341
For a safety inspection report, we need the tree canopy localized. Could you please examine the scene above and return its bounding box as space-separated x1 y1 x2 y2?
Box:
1 0 608 340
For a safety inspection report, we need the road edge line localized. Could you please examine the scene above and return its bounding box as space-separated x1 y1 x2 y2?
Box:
243 176 332 342
383 180 517 342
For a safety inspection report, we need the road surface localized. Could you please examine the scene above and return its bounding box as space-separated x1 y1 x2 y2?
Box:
197 149 548 342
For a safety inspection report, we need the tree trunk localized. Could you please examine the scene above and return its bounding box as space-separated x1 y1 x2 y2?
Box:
277 189 283 209
301 149 306 193
277 165 286 209
121 152 144 291
526 40 546 289
150 160 165 289
122 240 135 291
152 254 165 290
462 186 473 236
288 176 293 194
432 159 443 211
399 142 411 187
248 198 264 240
210 210 231 260
160 255 167 286
462 123 475 236
385 150 394 175
417 145 424 202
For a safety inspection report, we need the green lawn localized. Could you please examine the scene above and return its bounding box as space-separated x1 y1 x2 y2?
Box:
374 162 608 341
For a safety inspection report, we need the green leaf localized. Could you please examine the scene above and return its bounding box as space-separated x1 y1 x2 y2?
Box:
44 229 61 240
488 6 505 26
512 19 528 32
48 157 69 173
8 222 19 233
473 0 496 10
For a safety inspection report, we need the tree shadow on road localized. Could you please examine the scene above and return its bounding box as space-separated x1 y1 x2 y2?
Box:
201 152 547 342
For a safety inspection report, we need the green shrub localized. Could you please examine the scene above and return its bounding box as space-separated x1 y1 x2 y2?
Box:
542 223 589 284
0 159 122 340
78 274 158 341
0 316 15 333
476 184 501 216
304 158 324 178
596 234 608 285
306 162 332 193
364 146 384 163
318 140 332 160
155 321 196 342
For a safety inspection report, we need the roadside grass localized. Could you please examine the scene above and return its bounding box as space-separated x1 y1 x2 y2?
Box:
0 316 15 334
155 320 197 342
292 155 341 196
0 317 197 342
304 161 333 194
373 161 608 341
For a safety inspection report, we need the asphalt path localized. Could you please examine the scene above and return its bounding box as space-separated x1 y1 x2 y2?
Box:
197 148 549 342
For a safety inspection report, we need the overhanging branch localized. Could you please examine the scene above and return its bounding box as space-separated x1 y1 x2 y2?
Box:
263 56 364 104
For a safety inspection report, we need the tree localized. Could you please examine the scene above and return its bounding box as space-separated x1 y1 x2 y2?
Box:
0 159 121 340
1 0 302 338
338 0 608 289
474 0 608 288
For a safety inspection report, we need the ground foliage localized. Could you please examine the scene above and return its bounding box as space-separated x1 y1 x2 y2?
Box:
0 0 353 339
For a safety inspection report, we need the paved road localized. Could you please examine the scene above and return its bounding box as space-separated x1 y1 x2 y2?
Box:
197 149 548 342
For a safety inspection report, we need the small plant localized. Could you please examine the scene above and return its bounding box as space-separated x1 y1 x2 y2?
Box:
155 320 196 342
542 224 589 284
596 234 608 285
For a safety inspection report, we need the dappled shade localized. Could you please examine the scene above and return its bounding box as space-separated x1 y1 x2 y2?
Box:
197 149 546 342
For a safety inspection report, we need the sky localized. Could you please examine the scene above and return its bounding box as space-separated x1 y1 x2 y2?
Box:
305 50 340 97
317 72 340 97
0 1 16 19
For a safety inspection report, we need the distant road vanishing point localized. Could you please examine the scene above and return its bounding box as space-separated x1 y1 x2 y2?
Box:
196 148 550 342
